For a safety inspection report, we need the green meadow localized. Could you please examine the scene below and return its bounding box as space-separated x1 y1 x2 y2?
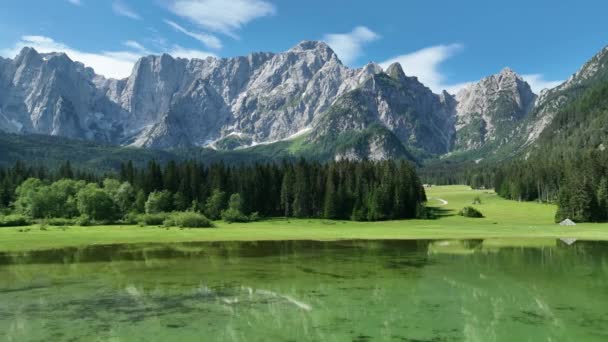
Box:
1 185 607 253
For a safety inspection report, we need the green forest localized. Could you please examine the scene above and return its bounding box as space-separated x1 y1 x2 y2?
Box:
0 159 426 227
422 76 608 223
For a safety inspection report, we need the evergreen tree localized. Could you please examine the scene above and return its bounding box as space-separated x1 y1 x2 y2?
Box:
323 166 338 219
293 161 311 217
280 167 295 217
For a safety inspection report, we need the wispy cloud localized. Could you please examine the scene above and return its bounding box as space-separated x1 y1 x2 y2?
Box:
123 40 150 53
1 35 216 79
443 71 564 95
521 74 563 93
323 26 379 66
165 19 222 50
67 0 81 6
167 0 276 38
112 0 141 20
168 45 217 60
380 44 463 93
444 81 474 95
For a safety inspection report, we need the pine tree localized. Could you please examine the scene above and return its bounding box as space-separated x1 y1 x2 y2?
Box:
323 166 338 219
293 161 311 217
280 167 295 217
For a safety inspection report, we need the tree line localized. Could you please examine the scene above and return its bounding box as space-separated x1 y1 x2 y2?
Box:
422 150 608 223
492 150 608 223
0 159 427 222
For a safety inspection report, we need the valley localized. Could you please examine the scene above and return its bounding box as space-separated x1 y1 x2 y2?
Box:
2 185 607 253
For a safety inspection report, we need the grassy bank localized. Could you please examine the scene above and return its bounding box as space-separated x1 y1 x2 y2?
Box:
1 185 607 252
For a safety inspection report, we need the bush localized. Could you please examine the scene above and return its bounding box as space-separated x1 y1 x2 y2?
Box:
140 213 169 226
164 212 214 228
458 206 484 218
221 208 250 223
75 214 92 226
249 212 260 222
472 196 482 205
221 193 252 223
122 211 141 225
0 214 31 227
45 218 75 226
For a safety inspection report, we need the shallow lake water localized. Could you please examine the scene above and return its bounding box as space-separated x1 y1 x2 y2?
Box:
0 239 607 341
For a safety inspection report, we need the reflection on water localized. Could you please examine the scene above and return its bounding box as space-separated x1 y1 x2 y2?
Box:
1 239 607 341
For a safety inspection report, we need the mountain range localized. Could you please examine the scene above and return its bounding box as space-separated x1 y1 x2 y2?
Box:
1 41 607 164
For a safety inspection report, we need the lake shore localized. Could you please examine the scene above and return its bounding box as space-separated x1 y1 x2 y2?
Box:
2 185 607 253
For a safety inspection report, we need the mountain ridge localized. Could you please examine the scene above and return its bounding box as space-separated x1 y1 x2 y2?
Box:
2 41 606 164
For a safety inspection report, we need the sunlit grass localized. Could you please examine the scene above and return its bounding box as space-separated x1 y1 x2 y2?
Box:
1 185 607 252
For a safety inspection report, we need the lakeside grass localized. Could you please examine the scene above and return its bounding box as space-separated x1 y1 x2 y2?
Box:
1 185 608 252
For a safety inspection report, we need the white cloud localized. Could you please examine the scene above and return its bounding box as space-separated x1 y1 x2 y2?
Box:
380 44 463 93
521 74 563 93
442 72 564 95
67 0 81 6
123 40 149 53
1 35 215 79
323 26 379 66
165 20 222 50
167 0 276 38
112 0 141 20
168 45 215 60
444 82 474 95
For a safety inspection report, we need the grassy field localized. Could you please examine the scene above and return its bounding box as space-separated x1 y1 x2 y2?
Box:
1 185 608 252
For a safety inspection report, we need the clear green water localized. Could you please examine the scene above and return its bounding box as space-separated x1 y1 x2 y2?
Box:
1 239 607 341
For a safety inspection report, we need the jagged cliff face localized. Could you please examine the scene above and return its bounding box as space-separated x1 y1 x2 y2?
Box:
0 41 457 158
0 48 112 139
0 42 395 150
310 63 456 160
454 68 536 152
2 41 607 162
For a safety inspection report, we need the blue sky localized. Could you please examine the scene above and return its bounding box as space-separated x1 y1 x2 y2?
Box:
1 0 606 93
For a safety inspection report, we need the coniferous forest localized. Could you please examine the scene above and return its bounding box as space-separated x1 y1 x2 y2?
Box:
422 150 608 223
0 159 426 225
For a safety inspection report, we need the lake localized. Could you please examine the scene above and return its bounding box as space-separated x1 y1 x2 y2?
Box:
1 239 607 341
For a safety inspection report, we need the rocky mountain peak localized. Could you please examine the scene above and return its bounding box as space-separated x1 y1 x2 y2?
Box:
14 47 42 66
290 40 331 52
288 40 337 61
386 62 406 81
2 42 607 163
498 66 516 76
453 68 536 152
361 62 383 75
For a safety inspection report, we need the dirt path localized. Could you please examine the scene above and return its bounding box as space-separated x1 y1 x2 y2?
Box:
430 198 449 206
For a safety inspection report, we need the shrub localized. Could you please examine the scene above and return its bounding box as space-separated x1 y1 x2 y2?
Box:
0 214 31 227
46 218 75 226
221 193 251 223
472 196 482 205
122 211 141 225
75 214 92 226
140 213 169 226
249 212 260 222
415 204 431 219
458 206 484 218
221 208 250 223
164 212 214 228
